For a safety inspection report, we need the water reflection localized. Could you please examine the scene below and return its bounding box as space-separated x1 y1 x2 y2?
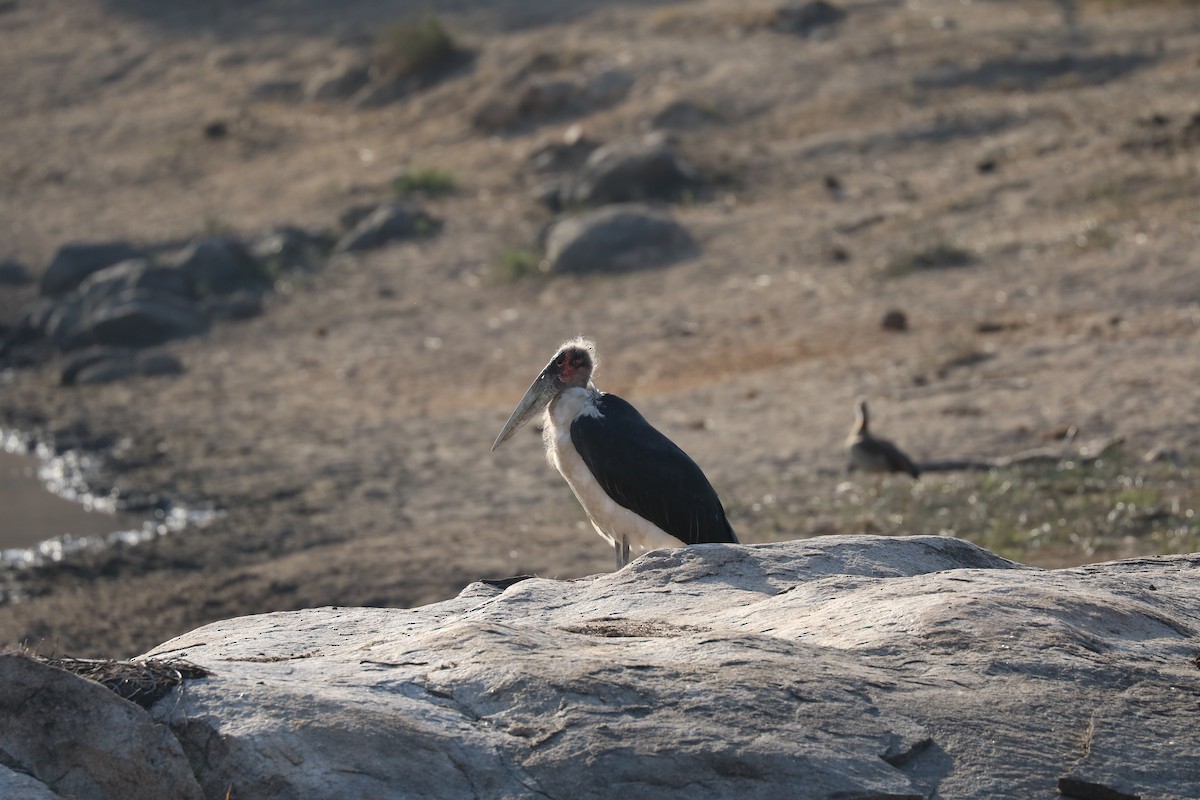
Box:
0 431 220 566
0 448 145 551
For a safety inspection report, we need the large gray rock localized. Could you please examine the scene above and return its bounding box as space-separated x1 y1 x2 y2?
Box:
40 242 142 296
0 764 65 800
0 259 31 285
144 536 1200 799
334 202 440 253
472 67 633 132
27 261 206 352
249 226 329 276
567 138 697 206
60 347 185 386
83 289 208 348
197 290 264 321
545 203 697 274
75 259 192 306
175 236 270 296
0 654 202 800
771 0 846 36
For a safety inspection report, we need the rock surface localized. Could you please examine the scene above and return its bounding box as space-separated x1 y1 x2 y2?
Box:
472 65 633 132
334 202 440 253
0 654 203 800
126 536 1200 800
39 242 142 296
544 203 697 274
0 259 32 285
567 137 697 206
60 347 185 386
174 236 270 296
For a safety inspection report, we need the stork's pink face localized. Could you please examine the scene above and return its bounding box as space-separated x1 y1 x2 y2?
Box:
550 346 593 389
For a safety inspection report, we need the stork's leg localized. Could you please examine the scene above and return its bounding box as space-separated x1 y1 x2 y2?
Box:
614 534 631 569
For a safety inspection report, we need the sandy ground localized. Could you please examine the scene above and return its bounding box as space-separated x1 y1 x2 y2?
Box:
1 0 1198 657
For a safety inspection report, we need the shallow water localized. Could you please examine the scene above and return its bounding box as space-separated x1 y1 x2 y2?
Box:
0 448 145 551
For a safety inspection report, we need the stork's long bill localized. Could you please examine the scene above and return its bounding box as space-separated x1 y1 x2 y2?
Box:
491 338 596 451
490 370 558 451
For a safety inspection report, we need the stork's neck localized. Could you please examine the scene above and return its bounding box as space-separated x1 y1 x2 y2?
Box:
543 385 601 465
547 385 600 428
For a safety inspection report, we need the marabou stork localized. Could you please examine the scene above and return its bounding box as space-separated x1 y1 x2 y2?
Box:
846 398 920 479
492 338 738 569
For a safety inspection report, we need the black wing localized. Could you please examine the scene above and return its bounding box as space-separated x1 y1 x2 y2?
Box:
571 393 737 545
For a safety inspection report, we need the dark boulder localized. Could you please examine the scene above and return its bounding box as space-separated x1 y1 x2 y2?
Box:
83 289 209 348
472 67 633 132
175 237 271 296
249 226 330 276
62 347 185 386
567 138 697 206
528 135 600 175
198 290 264 321
0 654 202 799
334 202 440 253
0 259 31 285
40 241 142 296
544 204 697 274
61 348 139 386
771 0 846 35
76 258 192 306
43 299 90 350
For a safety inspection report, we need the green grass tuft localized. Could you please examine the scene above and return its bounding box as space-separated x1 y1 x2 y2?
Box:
375 14 460 81
495 248 543 282
392 168 457 197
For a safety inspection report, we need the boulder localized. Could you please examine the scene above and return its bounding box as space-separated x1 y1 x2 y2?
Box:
532 178 565 212
40 241 142 296
140 536 1200 799
528 136 600 175
567 137 697 206
61 347 138 386
42 299 90 350
771 0 846 36
197 290 264 321
60 347 185 385
0 764 64 800
9 298 60 345
472 67 633 132
545 204 697 274
334 202 440 253
83 289 209 348
0 654 202 800
249 226 330 276
0 258 31 285
175 236 270 296
75 259 192 306
26 260 204 352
